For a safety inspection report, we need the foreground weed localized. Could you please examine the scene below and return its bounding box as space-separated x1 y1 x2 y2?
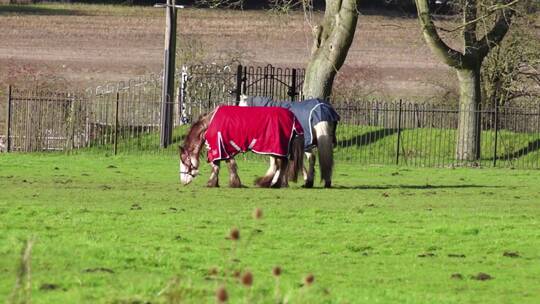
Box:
7 238 34 304
155 207 318 303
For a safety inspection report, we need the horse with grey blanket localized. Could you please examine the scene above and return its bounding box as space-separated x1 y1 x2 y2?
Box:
239 96 340 188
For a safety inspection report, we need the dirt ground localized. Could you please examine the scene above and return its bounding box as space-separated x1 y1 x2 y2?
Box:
0 5 461 132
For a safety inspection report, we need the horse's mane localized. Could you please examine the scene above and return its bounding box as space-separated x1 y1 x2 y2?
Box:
181 111 213 155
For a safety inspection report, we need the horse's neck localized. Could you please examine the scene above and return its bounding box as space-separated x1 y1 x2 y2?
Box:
187 122 208 158
185 110 215 158
191 136 205 158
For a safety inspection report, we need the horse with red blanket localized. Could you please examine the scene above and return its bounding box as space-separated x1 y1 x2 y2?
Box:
179 106 304 188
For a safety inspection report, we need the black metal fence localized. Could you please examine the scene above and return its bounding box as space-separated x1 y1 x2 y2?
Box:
4 73 166 154
3 64 540 169
4 87 88 152
332 100 540 168
178 64 304 124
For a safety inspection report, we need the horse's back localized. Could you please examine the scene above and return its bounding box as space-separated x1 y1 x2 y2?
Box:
205 106 303 162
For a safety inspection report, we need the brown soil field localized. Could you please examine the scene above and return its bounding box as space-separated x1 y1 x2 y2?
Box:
0 5 459 92
0 4 463 131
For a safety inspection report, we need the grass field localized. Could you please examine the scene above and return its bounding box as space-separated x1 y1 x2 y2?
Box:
1 153 539 303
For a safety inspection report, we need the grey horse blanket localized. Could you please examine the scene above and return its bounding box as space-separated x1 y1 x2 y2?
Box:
243 96 340 149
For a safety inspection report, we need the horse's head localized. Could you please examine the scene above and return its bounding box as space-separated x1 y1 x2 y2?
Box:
179 146 200 185
178 112 213 185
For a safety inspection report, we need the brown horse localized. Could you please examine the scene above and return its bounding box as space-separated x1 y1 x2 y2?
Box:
179 106 304 188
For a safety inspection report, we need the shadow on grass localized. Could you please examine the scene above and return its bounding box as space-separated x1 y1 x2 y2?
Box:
338 128 398 148
0 5 80 16
332 184 500 190
493 139 540 161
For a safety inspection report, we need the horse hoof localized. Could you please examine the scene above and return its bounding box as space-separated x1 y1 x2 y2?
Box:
324 181 332 188
207 182 219 188
303 181 314 188
229 182 242 188
255 176 273 188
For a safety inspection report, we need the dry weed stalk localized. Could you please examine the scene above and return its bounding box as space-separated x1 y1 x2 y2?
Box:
176 207 319 302
272 266 282 302
216 285 228 303
241 271 254 303
8 238 35 304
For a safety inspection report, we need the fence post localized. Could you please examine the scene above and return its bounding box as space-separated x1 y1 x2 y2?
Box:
24 92 31 152
396 100 403 165
476 102 482 161
289 68 297 101
235 64 243 105
493 104 499 167
537 103 540 169
114 92 119 155
6 85 12 152
67 92 76 152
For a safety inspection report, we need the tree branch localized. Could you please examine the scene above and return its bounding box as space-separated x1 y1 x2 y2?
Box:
415 0 465 69
440 0 520 34
477 8 515 58
463 0 478 49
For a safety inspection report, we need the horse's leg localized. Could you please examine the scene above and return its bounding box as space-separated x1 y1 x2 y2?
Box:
255 157 278 188
226 158 242 188
303 151 316 188
207 161 220 187
264 157 277 177
277 158 289 188
271 158 288 188
315 121 334 188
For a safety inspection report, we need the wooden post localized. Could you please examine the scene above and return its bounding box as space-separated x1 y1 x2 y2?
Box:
6 85 12 152
157 0 183 148
114 92 119 155
65 92 77 152
25 92 31 152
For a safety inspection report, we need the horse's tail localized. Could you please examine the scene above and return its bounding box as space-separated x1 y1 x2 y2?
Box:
287 133 304 183
315 121 335 187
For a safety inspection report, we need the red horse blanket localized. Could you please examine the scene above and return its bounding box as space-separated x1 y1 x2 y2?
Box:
205 106 304 162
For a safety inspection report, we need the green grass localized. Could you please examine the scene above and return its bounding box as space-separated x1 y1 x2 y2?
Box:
1 153 540 303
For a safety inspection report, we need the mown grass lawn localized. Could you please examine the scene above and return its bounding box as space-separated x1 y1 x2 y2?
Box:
1 153 539 303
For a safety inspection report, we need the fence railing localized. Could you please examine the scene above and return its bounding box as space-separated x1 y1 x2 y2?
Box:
2 64 540 169
332 99 540 169
178 63 305 124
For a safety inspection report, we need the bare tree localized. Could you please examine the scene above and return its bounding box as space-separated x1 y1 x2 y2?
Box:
193 0 360 101
482 19 540 108
415 0 517 162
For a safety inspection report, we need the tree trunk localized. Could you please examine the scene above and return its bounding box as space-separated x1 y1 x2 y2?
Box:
415 0 514 164
456 68 482 162
302 0 359 100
